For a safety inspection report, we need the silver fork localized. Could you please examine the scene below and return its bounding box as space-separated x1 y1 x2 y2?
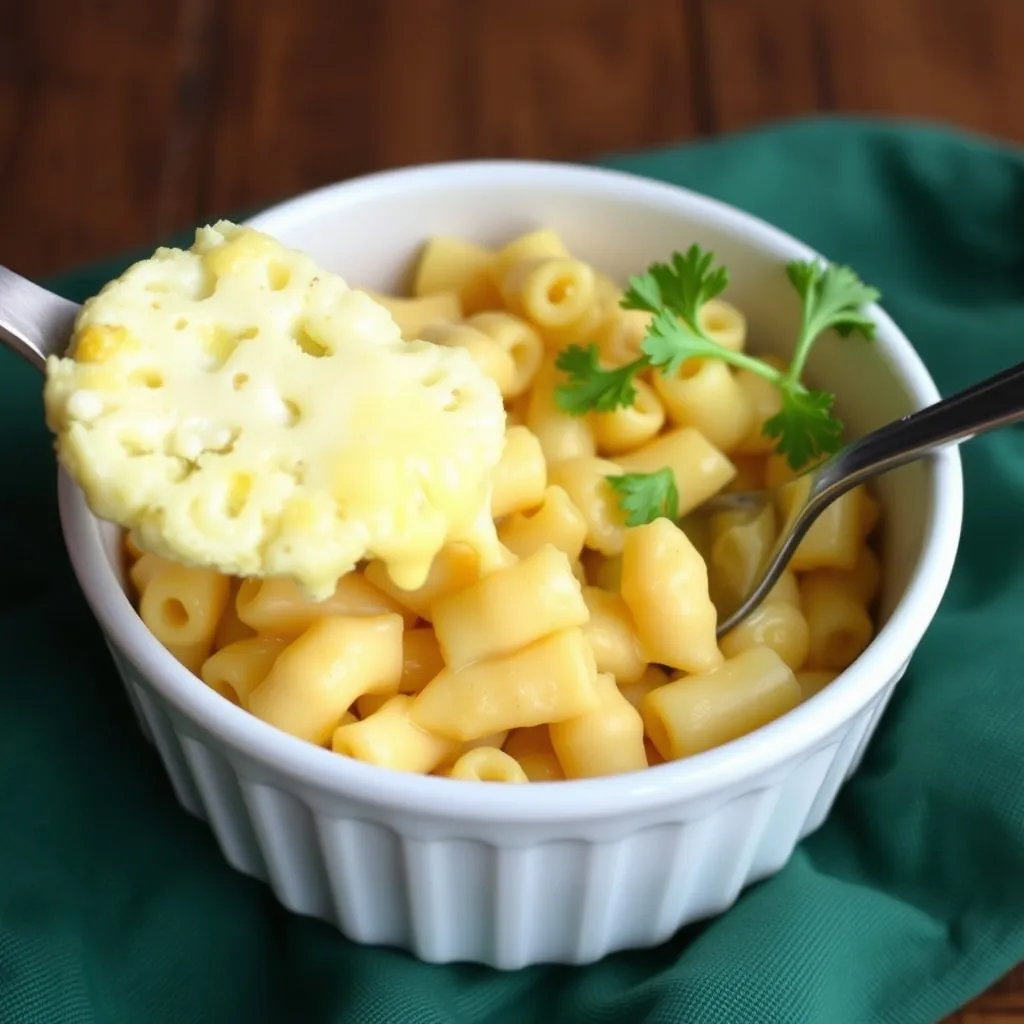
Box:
2 264 1023 636
701 360 1024 635
0 266 80 370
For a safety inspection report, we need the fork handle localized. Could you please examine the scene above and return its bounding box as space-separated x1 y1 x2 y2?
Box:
817 360 1024 493
0 266 81 371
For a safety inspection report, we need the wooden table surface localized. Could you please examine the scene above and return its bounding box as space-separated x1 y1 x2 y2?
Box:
1 1 1021 1018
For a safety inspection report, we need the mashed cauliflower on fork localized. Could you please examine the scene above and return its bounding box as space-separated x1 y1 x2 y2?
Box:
44 221 507 599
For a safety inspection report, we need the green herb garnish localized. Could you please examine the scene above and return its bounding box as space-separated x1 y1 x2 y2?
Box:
555 244 879 486
606 469 679 527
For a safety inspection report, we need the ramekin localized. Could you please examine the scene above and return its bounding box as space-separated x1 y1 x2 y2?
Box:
58 161 963 968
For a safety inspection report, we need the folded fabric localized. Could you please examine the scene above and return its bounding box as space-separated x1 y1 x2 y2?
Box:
1 116 1022 1024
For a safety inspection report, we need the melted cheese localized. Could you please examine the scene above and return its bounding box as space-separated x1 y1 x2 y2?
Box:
44 221 507 599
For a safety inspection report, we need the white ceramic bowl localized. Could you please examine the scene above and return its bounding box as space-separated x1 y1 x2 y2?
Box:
58 161 964 968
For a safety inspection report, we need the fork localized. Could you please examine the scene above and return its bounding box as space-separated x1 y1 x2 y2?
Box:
0 266 80 369
701 360 1024 636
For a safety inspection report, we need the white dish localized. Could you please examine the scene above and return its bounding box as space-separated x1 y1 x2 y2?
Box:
58 161 963 967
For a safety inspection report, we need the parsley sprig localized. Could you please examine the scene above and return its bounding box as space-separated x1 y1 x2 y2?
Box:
761 261 879 468
555 345 644 414
607 470 679 527
554 244 879 525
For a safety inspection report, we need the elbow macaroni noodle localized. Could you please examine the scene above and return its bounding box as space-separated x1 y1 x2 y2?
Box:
125 228 885 782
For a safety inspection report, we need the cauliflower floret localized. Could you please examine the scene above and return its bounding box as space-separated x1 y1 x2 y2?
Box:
44 221 507 600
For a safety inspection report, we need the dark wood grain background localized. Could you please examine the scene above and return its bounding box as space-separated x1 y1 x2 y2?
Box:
1 1 1021 1018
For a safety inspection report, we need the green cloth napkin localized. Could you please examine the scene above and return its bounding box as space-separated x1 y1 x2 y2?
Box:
2 117 1022 1024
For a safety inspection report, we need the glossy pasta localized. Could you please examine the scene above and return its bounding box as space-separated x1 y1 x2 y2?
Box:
126 227 885 783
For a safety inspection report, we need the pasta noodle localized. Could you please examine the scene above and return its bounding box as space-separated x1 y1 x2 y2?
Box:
500 257 597 332
547 457 627 556
247 615 404 745
733 368 783 456
138 563 231 673
591 378 665 455
789 488 865 572
653 358 755 453
129 550 177 596
708 504 776 613
332 695 462 774
594 308 651 367
800 573 874 671
465 311 544 398
431 545 589 669
859 489 882 538
806 546 881 607
579 586 647 684
501 727 565 782
766 569 802 608
201 635 288 706
620 518 722 675
397 627 446 694
497 484 588 563
411 628 599 741
444 747 529 783
412 235 502 314
796 669 839 701
641 647 801 760
719 599 811 672
549 673 647 779
618 664 670 711
236 573 412 636
491 425 547 518
698 299 747 352
213 580 255 649
491 229 569 280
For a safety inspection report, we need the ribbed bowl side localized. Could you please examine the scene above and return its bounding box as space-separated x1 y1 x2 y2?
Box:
108 644 901 969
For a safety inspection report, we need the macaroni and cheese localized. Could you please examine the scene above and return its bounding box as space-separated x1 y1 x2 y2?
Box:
77 226 883 782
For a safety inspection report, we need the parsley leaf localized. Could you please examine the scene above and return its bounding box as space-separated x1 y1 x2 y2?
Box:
765 260 880 468
642 308 737 377
762 382 844 470
553 344 646 416
786 261 879 378
606 470 679 527
789 261 879 333
623 245 729 329
633 251 785 382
